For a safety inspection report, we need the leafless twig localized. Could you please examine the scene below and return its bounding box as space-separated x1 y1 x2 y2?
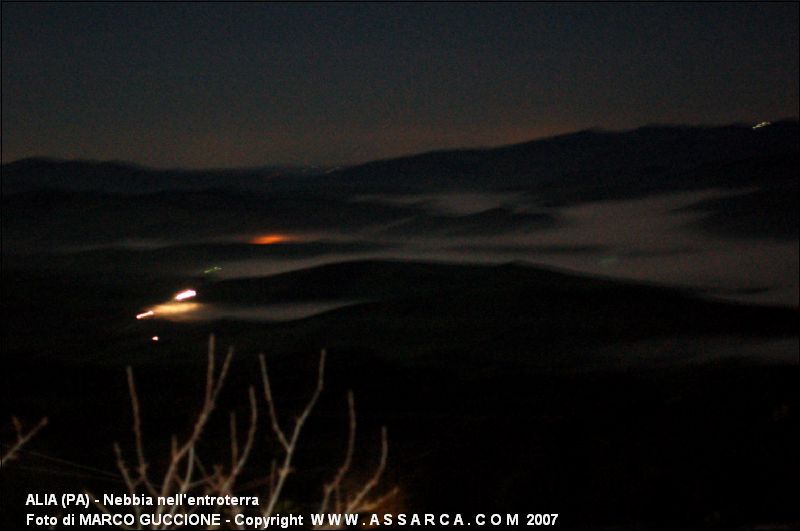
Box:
85 337 395 530
318 392 356 514
1 416 48 467
259 349 326 518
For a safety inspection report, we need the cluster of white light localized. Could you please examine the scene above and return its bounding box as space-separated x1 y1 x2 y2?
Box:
134 288 199 340
174 289 197 301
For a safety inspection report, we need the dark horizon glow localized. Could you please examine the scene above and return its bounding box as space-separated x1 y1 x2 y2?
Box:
2 3 798 168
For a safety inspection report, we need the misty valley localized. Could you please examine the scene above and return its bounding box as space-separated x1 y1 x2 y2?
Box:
2 123 797 529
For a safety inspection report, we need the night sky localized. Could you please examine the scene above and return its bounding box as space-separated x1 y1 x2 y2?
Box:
2 2 798 168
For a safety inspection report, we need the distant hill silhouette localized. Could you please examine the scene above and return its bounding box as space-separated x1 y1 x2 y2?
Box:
324 121 798 199
1 157 318 194
4 121 797 197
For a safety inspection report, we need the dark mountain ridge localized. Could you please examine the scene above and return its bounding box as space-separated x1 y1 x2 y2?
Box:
325 121 799 199
4 121 797 198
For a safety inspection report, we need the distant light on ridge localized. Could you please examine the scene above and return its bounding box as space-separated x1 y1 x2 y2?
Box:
250 234 288 245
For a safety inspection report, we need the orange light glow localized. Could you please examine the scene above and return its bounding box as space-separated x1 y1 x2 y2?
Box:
250 234 289 245
150 301 201 317
136 310 155 320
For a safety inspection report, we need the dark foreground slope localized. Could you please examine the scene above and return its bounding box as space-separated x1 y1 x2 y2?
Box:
3 259 796 367
197 260 796 368
2 260 797 528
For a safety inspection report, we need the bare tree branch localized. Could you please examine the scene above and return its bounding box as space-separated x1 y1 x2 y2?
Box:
1 416 48 467
318 391 356 514
260 349 326 518
87 338 394 530
345 427 390 514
